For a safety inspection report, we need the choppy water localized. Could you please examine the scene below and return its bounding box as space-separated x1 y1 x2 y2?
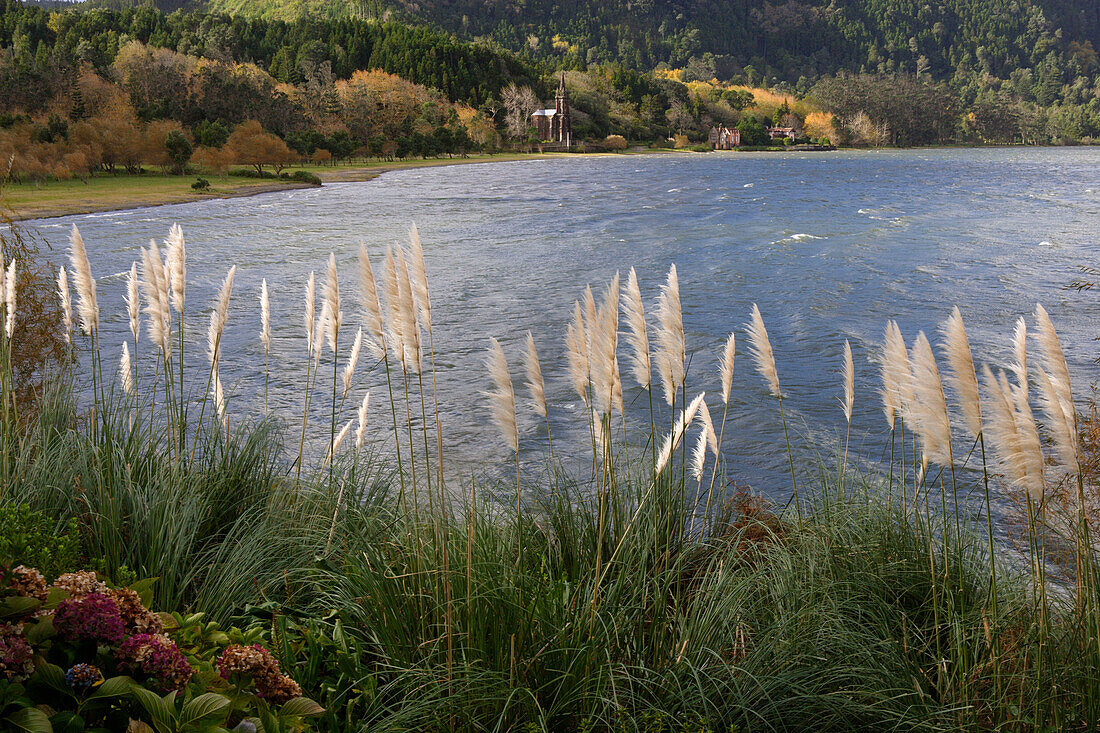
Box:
24 148 1100 506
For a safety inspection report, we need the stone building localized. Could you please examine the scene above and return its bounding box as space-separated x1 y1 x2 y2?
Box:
709 125 741 149
531 74 572 147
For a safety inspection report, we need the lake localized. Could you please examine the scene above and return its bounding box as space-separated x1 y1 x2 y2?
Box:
25 147 1100 509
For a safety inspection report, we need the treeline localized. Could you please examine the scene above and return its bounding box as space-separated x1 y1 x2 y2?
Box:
0 0 539 110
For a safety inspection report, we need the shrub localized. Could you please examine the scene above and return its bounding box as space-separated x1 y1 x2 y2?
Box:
0 566 322 731
604 134 628 150
0 505 81 580
191 176 210 190
281 170 322 186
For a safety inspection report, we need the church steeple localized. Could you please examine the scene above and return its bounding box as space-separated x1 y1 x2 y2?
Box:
556 72 568 101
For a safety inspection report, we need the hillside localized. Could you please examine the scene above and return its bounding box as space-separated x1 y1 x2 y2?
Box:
186 0 1100 85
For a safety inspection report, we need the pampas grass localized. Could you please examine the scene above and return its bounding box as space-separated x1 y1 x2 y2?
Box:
357 244 386 358
746 304 780 399
841 340 854 424
623 267 651 389
565 301 589 404
304 272 317 356
56 266 72 344
908 332 952 468
654 264 685 407
941 307 982 439
3 260 14 340
485 337 518 454
126 263 140 345
119 342 132 395
206 266 236 373
166 223 185 315
68 226 98 337
1033 304 1078 478
656 392 704 475
355 391 370 450
590 273 620 416
141 242 170 356
524 331 547 419
342 327 363 399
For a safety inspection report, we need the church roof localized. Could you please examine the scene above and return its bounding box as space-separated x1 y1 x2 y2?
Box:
532 109 557 117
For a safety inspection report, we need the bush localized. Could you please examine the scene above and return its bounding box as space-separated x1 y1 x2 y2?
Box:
604 134 628 150
280 170 322 186
228 168 278 180
191 176 210 191
0 506 81 580
0 568 323 731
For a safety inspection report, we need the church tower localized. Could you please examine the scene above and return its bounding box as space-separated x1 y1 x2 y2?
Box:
553 73 572 147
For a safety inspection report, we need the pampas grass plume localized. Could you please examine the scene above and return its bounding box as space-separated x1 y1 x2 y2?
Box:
206 266 236 370
342 327 363 398
880 321 911 429
119 342 133 394
524 331 547 418
622 267 651 389
355 391 370 450
485 337 518 453
395 246 421 373
908 331 952 466
655 264 685 406
720 332 736 405
260 279 270 353
69 226 98 335
140 242 170 355
655 391 704 475
406 223 431 329
841 339 854 424
4 260 14 339
56 267 72 344
357 244 386 357
324 253 342 354
126 263 140 343
746 304 780 398
565 300 589 403
304 272 316 355
940 306 982 439
166 223 185 315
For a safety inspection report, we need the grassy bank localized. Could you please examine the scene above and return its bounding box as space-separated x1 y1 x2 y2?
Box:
1 219 1099 730
2 151 664 221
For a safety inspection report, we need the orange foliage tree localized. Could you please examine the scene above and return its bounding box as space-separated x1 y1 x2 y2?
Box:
224 120 297 174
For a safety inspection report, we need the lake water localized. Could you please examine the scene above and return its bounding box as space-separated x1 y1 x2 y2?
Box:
25 148 1100 508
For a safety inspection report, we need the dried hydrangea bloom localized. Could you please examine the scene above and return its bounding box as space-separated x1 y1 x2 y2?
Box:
0 623 34 680
65 663 104 690
8 566 47 601
52 571 108 599
53 592 125 644
216 643 281 683
216 643 302 702
109 588 163 635
261 674 303 705
116 633 193 692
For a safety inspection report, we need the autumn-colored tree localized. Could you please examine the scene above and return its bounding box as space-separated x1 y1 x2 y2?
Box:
192 145 234 177
310 148 332 165
224 120 296 174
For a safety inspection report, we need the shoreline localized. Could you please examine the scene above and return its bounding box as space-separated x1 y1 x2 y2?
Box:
3 151 666 222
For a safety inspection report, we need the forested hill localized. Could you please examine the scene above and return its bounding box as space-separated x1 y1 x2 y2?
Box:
182 0 1100 85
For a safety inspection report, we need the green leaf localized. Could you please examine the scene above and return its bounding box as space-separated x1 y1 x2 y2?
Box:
180 693 229 726
130 686 177 733
48 711 83 733
23 617 55 644
1 596 41 619
85 676 133 701
4 707 53 733
278 698 324 717
33 662 70 696
128 578 158 607
43 587 68 609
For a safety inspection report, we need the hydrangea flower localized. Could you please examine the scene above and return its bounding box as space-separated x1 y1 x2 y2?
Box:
65 663 104 691
116 633 193 692
51 571 108 599
0 623 34 680
109 587 163 635
216 644 301 703
53 592 125 644
7 566 47 601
